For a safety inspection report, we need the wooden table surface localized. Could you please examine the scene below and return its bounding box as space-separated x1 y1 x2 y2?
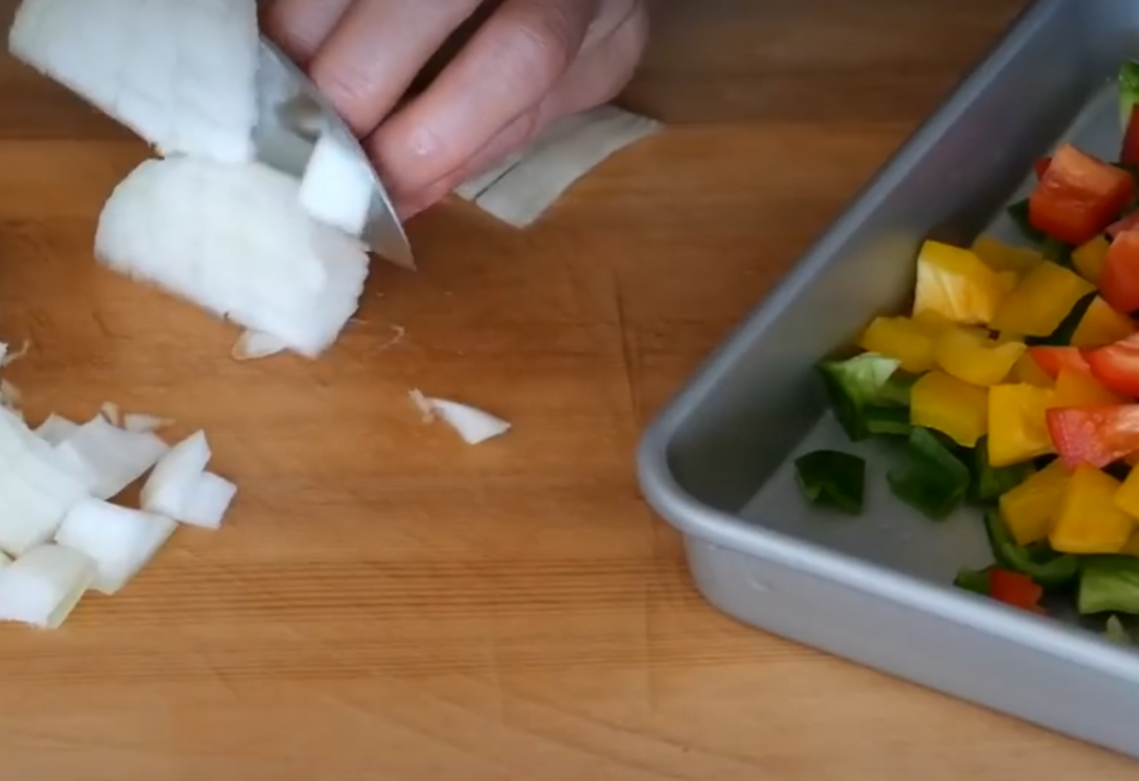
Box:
1 0 1136 778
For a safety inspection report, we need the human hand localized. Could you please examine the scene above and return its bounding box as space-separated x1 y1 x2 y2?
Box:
262 0 649 220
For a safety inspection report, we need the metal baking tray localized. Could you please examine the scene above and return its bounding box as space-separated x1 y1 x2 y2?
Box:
637 0 1139 759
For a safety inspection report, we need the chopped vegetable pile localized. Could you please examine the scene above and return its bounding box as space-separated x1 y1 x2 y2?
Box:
801 60 1139 643
0 392 236 629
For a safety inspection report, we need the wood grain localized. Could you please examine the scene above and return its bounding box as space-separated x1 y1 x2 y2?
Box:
1 0 1136 778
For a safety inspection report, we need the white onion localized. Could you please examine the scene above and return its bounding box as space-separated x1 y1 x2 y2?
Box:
298 132 374 238
408 390 512 445
232 330 288 362
122 413 174 434
181 472 237 529
8 0 260 164
456 105 663 227
99 401 121 427
141 431 211 519
95 157 371 358
0 544 94 628
35 413 79 446
55 416 169 500
54 499 176 595
0 432 91 557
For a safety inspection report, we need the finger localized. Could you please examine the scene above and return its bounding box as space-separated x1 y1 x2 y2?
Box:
369 0 600 196
261 0 355 65
307 0 485 137
390 1 649 216
542 0 649 112
396 103 552 219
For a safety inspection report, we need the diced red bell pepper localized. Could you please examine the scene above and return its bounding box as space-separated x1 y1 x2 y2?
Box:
988 568 1044 613
1106 211 1139 240
1046 404 1139 468
1029 144 1135 246
1124 105 1139 167
1028 345 1090 378
1101 229 1139 313
1086 332 1139 396
1033 156 1052 179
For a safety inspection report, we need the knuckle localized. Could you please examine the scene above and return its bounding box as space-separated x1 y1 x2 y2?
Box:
499 6 580 90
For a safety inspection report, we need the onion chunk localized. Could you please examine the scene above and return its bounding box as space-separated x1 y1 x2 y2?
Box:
95 157 370 358
0 544 95 629
54 499 176 595
35 413 79 446
298 132 374 238
8 0 260 164
55 416 169 500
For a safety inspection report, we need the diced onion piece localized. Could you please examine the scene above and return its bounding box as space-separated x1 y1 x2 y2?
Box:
232 330 288 362
0 421 91 556
0 339 31 368
122 413 174 434
7 0 260 164
100 401 121 427
54 499 176 595
35 413 79 446
55 416 169 499
298 132 374 237
461 105 663 227
0 544 94 628
409 390 512 445
181 472 237 529
141 431 211 519
0 551 11 568
0 379 22 411
95 157 370 358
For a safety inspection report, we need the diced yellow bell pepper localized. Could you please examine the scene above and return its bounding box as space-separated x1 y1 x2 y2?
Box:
912 240 1012 326
998 459 1071 545
987 384 1055 467
1051 367 1127 407
1050 466 1135 554
910 370 988 448
857 316 937 373
971 235 1045 276
1116 467 1139 521
1070 296 1136 348
1009 352 1054 387
1072 235 1111 285
988 261 1097 337
934 327 1025 387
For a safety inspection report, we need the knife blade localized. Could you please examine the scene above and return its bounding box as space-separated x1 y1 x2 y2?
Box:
254 38 415 270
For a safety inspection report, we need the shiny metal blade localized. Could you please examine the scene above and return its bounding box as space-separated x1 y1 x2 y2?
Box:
254 38 415 270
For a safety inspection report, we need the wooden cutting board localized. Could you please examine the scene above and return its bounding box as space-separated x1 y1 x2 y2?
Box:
1 0 1135 778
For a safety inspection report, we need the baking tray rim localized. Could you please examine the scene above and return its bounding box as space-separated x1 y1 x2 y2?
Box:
635 0 1139 675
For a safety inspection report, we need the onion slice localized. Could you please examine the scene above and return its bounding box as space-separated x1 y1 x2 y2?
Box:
55 416 169 500
0 544 95 628
408 390 512 445
457 105 662 227
54 499 176 595
141 431 210 519
232 330 288 362
122 413 175 434
8 0 260 164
